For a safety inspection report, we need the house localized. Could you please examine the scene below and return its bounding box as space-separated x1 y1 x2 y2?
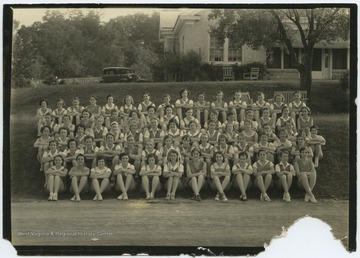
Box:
159 8 350 80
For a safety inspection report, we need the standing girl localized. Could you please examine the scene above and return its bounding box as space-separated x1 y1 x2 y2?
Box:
52 99 67 124
288 91 307 122
193 92 210 128
229 90 247 122
210 90 228 123
297 107 313 137
85 96 101 122
67 97 84 125
252 92 270 121
175 88 193 121
34 125 54 170
102 95 118 129
36 99 52 136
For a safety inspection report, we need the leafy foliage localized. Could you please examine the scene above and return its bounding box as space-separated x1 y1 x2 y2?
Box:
12 10 162 87
208 8 350 96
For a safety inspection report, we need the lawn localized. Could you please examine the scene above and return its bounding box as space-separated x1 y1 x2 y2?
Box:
8 80 351 200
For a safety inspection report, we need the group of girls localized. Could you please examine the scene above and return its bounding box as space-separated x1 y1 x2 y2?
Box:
34 89 325 203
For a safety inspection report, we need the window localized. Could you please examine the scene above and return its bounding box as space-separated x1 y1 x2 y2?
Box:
228 40 242 62
266 48 281 68
332 49 347 69
284 48 300 69
312 49 322 71
210 35 223 61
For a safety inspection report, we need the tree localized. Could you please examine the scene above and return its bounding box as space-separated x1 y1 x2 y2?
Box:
208 8 350 98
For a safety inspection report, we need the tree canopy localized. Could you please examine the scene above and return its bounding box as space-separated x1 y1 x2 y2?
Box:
208 8 350 95
12 10 161 86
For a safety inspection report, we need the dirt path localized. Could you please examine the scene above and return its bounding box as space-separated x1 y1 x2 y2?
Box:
11 199 348 249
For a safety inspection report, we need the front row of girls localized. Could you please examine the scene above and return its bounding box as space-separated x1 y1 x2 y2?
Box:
44 144 318 204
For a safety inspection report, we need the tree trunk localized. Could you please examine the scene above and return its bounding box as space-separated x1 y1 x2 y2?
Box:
298 49 313 102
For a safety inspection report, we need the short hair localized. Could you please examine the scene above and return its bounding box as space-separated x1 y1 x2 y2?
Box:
310 125 319 131
40 125 52 133
76 153 85 160
182 135 190 142
49 140 58 146
274 93 284 101
191 147 201 156
238 151 248 159
216 90 224 95
105 133 115 139
67 139 77 148
72 97 80 102
147 105 156 111
97 158 105 163
39 99 49 106
258 149 267 156
58 126 69 134
278 129 287 136
106 94 114 100
81 109 92 117
53 155 64 162
198 92 206 97
129 110 138 118
123 95 134 104
162 94 171 99
280 151 290 157
142 92 151 97
262 108 270 115
281 105 289 112
57 98 65 106
84 135 94 142
179 88 189 97
259 133 269 138
62 114 71 120
76 124 85 132
163 135 173 143
213 151 225 162
167 149 180 161
257 92 265 98
119 152 129 160
300 106 311 115
146 153 158 164
184 108 193 114
218 134 227 142
164 105 173 111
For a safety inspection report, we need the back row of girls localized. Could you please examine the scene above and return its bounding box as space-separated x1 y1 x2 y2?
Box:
36 89 308 134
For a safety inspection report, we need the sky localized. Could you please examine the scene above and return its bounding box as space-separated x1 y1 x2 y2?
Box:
12 7 163 26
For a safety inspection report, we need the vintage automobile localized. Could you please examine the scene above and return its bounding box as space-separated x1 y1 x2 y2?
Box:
99 67 145 83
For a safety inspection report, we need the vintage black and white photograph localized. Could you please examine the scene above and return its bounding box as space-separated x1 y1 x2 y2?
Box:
3 4 356 256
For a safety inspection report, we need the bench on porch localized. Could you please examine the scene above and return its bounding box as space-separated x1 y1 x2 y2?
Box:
243 67 260 81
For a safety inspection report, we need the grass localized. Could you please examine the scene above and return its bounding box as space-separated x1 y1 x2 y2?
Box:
9 80 350 200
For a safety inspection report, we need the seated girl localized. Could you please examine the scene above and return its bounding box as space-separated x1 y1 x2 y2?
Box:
69 154 90 202
139 153 162 200
114 153 137 200
186 148 207 201
45 155 68 201
163 150 184 201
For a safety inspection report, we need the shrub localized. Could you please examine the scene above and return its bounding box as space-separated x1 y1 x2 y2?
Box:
200 63 223 81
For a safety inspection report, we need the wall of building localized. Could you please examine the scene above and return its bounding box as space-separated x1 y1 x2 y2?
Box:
177 13 211 62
